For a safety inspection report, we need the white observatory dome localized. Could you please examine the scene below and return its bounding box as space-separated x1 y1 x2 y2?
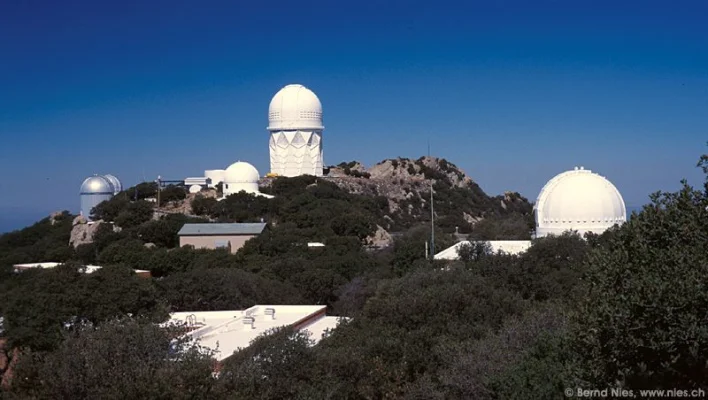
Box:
535 167 626 238
80 175 114 194
80 175 115 221
223 161 260 196
268 84 323 131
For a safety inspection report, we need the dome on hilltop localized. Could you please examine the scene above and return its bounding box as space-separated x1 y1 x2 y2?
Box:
80 175 114 194
223 161 260 196
268 84 323 131
535 167 626 238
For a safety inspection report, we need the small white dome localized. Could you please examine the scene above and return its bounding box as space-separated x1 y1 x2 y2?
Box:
535 167 626 237
268 84 323 131
223 161 260 196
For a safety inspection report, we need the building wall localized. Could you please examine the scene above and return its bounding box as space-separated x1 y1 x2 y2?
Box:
80 193 113 220
269 130 323 177
179 234 257 254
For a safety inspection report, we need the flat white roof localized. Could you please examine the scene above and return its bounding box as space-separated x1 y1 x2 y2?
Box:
434 240 533 260
13 262 150 274
167 305 344 362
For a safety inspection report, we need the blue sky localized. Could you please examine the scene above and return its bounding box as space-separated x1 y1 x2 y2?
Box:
1 0 707 232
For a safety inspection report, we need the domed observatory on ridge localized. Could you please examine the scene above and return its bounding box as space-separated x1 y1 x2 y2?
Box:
534 166 626 238
267 84 324 177
79 175 116 221
222 161 273 199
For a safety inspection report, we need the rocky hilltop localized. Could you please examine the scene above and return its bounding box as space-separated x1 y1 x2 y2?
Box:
262 156 532 233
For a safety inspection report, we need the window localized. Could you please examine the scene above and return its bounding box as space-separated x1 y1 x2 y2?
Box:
215 240 230 249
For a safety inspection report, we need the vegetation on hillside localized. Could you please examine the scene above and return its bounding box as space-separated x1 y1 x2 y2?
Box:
1 150 707 398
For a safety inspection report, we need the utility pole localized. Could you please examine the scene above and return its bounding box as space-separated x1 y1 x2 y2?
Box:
429 140 435 260
430 181 435 260
157 175 161 206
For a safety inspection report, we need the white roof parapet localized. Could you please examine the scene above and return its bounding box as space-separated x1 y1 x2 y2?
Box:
165 305 341 361
434 240 533 260
13 262 150 275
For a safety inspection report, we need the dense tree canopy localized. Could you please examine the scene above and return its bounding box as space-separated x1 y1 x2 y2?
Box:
2 151 708 398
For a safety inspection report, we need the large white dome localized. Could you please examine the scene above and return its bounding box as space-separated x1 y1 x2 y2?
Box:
267 84 323 131
223 161 260 196
535 167 626 238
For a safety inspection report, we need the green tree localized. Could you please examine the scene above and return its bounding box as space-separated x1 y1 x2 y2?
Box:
114 200 154 228
457 241 492 262
191 195 218 216
124 182 158 200
0 264 166 352
391 225 455 275
9 319 216 400
216 327 316 399
573 154 708 389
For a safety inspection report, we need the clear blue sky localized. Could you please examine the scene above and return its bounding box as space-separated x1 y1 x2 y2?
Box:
1 0 707 232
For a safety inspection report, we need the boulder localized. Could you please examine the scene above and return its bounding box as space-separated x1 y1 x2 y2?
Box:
367 225 393 248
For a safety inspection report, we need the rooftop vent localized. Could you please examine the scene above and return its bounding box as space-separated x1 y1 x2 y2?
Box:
243 316 256 329
265 308 276 320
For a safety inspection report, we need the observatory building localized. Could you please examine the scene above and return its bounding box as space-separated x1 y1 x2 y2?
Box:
80 174 120 221
267 84 324 177
534 167 626 238
222 161 273 199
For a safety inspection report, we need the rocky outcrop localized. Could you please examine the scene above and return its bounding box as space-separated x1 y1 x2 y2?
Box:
49 211 65 225
366 224 394 248
148 156 531 235
69 218 120 248
153 189 219 219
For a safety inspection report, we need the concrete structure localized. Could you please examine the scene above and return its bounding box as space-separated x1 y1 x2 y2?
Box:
185 177 209 186
177 223 267 254
167 305 344 362
205 169 225 188
267 84 324 177
222 161 273 199
80 175 115 221
434 240 533 260
102 174 123 195
13 262 151 278
535 166 626 238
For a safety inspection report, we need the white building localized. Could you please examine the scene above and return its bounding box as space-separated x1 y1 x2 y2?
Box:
13 262 151 277
434 240 532 260
267 84 324 177
204 169 225 188
222 161 273 199
167 305 344 362
535 166 626 238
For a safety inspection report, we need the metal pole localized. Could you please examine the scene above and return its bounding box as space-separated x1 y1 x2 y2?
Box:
430 183 435 259
429 140 435 260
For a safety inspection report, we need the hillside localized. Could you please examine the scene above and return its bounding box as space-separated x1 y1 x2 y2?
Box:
63 156 533 250
267 156 534 235
1 150 707 398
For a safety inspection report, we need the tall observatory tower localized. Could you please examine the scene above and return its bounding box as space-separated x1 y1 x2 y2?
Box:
267 84 324 177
